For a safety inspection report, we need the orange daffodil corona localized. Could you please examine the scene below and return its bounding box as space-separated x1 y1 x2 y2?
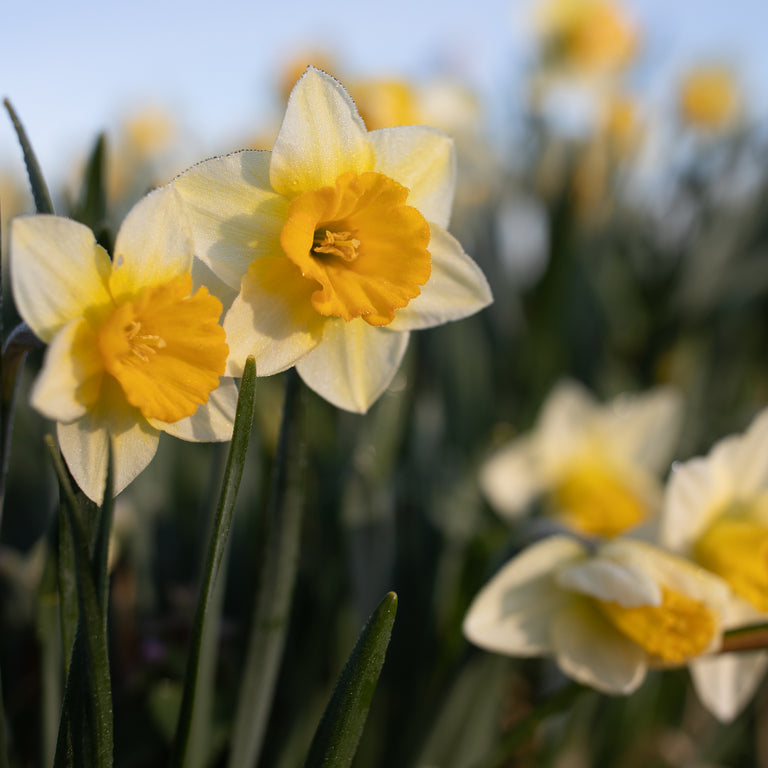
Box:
10 187 236 502
172 67 493 412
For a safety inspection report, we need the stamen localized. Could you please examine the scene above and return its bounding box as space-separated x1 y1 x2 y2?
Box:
312 229 361 261
124 320 167 362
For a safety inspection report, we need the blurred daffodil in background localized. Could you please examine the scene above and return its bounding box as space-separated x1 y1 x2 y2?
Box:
662 407 768 721
10 186 235 502
172 67 492 412
463 536 729 694
678 64 741 133
481 381 682 538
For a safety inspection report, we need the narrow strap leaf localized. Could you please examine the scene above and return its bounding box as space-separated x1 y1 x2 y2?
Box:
228 367 305 768
46 436 114 768
303 591 398 768
170 356 257 768
4 98 54 214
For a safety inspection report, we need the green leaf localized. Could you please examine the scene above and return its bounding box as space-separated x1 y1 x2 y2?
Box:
228 367 305 768
72 133 112 253
303 592 398 768
4 98 54 214
47 436 114 768
170 356 257 768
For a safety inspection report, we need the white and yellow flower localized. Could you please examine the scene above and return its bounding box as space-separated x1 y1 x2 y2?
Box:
10 186 236 503
171 66 492 413
480 380 682 538
661 407 768 721
463 536 729 694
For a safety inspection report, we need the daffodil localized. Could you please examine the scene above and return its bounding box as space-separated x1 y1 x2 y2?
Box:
661 407 768 720
10 186 235 503
463 536 729 694
678 65 740 133
534 0 639 77
480 380 682 538
171 66 492 413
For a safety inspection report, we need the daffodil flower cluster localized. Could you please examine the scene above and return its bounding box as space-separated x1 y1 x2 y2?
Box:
9 67 492 502
467 382 768 721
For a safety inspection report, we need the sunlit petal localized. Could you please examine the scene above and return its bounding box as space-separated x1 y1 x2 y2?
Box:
388 226 492 331
173 150 288 289
296 319 409 413
370 125 456 228
110 186 192 301
270 67 375 197
10 215 112 342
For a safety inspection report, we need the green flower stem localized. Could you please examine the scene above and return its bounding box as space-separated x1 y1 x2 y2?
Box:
472 681 586 768
45 436 114 768
228 367 305 768
721 622 768 653
303 591 398 768
170 357 257 768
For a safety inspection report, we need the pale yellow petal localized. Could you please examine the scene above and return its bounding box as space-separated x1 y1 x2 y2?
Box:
388 226 492 331
295 319 409 413
223 258 325 377
370 125 456 228
690 651 768 722
10 215 112 342
110 186 192 301
57 413 160 503
173 151 288 289
463 536 585 656
552 600 647 694
270 67 375 197
479 436 544 518
150 377 237 442
30 318 102 423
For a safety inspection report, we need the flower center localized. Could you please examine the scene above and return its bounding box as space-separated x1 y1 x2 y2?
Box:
598 586 716 663
280 171 431 326
97 273 228 423
550 459 648 538
694 514 768 613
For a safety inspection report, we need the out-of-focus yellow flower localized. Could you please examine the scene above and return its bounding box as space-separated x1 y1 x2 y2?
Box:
108 106 178 206
172 67 492 413
10 187 236 502
601 91 643 157
481 381 682 538
535 0 639 76
661 407 768 721
464 536 729 694
678 65 740 132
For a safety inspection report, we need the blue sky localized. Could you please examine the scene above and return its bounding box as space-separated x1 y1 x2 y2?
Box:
3 0 768 190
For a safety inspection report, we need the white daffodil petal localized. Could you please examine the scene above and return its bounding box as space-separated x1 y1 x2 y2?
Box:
730 408 768 498
58 414 160 503
370 125 456 228
30 318 97 423
296 320 409 413
603 387 683 472
10 215 112 342
223 266 325 377
270 67 375 197
552 600 647 694
463 536 585 656
388 226 492 331
173 151 288 290
661 457 718 551
479 436 544 518
151 378 237 441
690 651 768 722
535 380 597 467
556 558 661 607
604 538 730 613
110 186 192 300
